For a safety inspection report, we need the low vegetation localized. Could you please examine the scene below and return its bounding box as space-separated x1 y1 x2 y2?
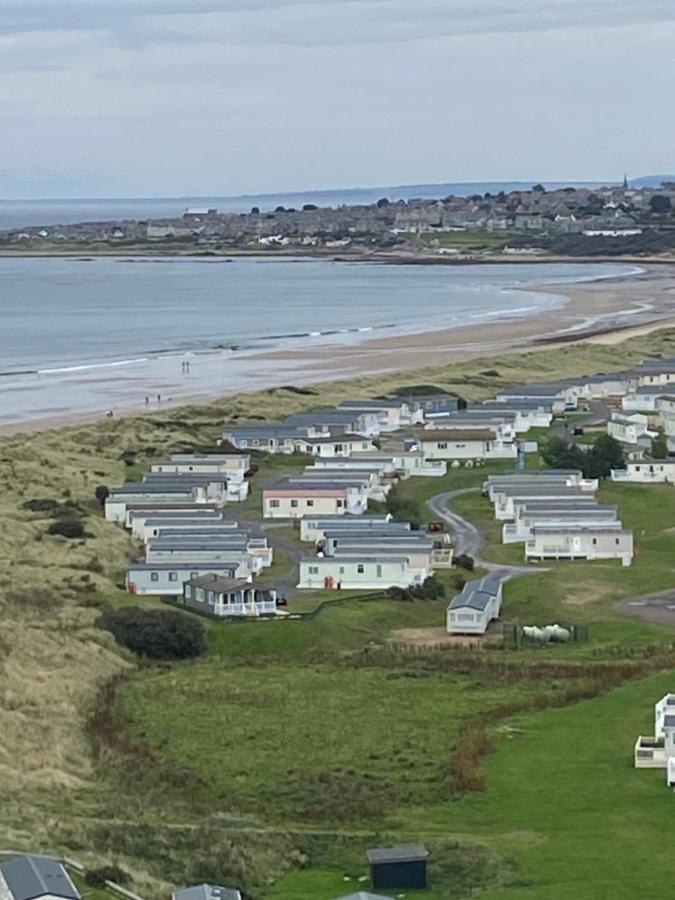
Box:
96 607 206 660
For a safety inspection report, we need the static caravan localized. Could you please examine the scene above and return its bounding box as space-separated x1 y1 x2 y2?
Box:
417 429 517 461
138 516 236 541
622 387 669 413
263 486 365 519
126 561 240 595
491 485 588 521
526 523 633 566
298 555 422 590
337 399 414 431
322 530 432 555
153 452 251 480
105 484 201 523
632 359 675 388
611 461 675 484
127 506 224 536
503 505 618 543
300 514 400 544
182 574 277 618
300 434 378 458
447 575 503 635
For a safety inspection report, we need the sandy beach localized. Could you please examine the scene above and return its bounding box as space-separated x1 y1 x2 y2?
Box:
2 262 675 436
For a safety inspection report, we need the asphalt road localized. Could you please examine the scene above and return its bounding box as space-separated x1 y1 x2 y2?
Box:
425 486 546 583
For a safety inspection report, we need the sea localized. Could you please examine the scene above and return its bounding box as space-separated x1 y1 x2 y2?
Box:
0 257 636 427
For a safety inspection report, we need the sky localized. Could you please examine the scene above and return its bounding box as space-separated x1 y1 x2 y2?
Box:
0 0 674 198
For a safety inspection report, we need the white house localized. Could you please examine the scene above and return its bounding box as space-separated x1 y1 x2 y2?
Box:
447 575 503 635
525 523 633 565
611 460 675 484
417 429 517 461
298 555 425 590
634 694 675 787
0 856 80 900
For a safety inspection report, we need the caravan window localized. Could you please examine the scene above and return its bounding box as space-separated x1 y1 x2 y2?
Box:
168 572 178 582
150 572 159 582
357 564 365 574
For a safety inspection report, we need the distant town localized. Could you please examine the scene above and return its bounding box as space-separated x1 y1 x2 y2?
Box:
6 179 675 258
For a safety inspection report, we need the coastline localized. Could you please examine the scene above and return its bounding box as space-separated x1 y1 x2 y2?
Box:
2 262 675 436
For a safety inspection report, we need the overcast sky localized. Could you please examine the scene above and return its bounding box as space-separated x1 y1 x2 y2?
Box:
0 0 673 198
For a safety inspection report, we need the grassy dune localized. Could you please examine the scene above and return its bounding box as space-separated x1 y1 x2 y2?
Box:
1 328 675 896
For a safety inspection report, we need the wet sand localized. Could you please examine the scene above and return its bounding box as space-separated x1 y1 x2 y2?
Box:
2 263 675 435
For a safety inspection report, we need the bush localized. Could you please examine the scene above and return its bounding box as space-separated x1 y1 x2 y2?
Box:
96 607 206 660
95 485 110 506
48 519 85 539
21 497 60 513
454 553 475 571
85 866 130 888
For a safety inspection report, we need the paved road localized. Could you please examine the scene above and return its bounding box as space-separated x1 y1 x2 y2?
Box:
426 486 546 583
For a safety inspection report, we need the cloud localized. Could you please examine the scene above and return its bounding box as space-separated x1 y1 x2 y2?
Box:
1 0 675 47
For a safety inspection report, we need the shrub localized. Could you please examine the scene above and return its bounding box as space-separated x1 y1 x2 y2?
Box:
21 497 60 513
48 519 85 539
96 607 206 659
95 485 110 506
454 553 475 571
118 449 137 466
85 866 130 888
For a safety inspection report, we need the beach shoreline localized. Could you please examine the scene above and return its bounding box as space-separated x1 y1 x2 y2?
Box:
2 261 675 436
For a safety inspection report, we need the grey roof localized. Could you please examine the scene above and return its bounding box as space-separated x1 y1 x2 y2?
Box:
170 453 248 461
531 523 627 534
173 886 241 900
154 529 249 540
480 399 553 412
128 561 240 572
285 409 367 425
227 424 309 439
111 483 196 496
302 514 390 524
628 386 672 396
449 575 502 612
300 433 372 445
143 474 227 485
0 856 80 900
307 554 410 563
366 844 429 864
338 399 408 409
143 514 227 524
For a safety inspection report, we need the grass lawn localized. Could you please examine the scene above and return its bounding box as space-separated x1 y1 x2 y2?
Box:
406 669 675 900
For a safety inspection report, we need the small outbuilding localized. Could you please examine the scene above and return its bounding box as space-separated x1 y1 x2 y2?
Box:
366 843 429 890
0 856 80 900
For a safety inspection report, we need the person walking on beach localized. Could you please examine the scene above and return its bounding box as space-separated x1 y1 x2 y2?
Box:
157 393 161 404
186 359 191 374
144 395 150 407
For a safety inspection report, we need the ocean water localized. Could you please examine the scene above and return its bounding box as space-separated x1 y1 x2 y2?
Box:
0 181 607 230
0 257 636 426
0 258 629 376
